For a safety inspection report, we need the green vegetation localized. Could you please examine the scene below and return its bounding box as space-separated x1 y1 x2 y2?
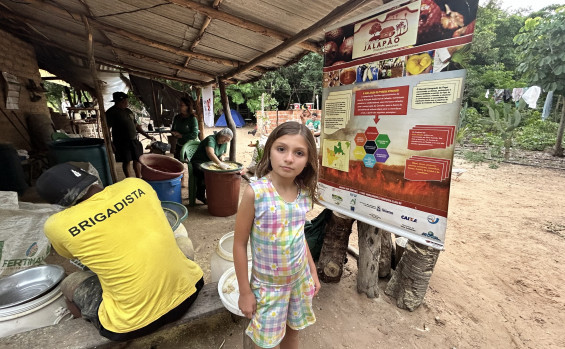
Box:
455 1 565 163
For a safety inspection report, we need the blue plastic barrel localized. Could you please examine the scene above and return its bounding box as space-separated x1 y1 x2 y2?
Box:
48 138 113 187
146 175 182 203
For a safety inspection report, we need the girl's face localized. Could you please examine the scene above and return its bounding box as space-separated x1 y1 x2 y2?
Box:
269 134 309 180
180 101 188 114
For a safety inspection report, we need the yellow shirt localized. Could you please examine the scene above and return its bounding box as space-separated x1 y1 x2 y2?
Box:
44 178 203 333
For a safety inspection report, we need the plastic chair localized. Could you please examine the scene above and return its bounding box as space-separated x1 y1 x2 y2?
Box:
51 131 70 141
179 140 201 207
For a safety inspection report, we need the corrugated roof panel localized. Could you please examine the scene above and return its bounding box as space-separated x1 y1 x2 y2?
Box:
187 59 237 76
220 0 348 34
88 2 198 48
204 20 282 54
117 0 206 30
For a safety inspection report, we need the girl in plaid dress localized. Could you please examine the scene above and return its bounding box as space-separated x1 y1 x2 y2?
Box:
234 122 321 349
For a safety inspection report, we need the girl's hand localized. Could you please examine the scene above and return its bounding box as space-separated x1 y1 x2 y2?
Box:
313 275 321 296
238 291 257 319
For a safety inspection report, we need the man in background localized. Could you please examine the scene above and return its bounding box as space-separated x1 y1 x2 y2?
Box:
106 92 154 178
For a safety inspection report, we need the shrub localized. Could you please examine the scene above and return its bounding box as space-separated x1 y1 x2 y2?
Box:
515 120 560 151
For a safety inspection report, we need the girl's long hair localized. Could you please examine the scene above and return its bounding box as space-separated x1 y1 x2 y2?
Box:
255 121 319 204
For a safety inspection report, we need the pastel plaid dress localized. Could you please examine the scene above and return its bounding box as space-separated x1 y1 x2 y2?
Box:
246 177 316 348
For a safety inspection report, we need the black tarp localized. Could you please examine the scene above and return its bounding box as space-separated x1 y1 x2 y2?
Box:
129 75 189 127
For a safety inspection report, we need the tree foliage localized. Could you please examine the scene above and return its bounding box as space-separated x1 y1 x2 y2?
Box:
513 7 565 95
211 53 323 115
514 6 565 156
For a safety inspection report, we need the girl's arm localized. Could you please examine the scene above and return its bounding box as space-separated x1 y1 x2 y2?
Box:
305 236 321 296
234 185 256 319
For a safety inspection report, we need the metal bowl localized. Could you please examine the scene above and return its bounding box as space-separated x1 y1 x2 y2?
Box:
162 207 180 231
161 201 188 224
0 265 65 309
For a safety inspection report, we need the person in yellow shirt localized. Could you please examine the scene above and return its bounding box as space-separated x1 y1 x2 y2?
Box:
36 163 204 341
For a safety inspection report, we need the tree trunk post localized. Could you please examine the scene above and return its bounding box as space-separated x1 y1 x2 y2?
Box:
553 93 565 157
317 211 354 283
356 221 381 298
218 79 237 161
378 230 393 278
385 240 440 311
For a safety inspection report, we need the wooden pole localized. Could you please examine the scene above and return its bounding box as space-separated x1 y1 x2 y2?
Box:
195 88 205 141
218 79 237 161
317 211 355 283
81 15 118 184
384 240 440 311
356 221 381 298
378 230 393 278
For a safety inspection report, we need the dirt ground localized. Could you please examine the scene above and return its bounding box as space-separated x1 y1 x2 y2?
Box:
46 125 565 349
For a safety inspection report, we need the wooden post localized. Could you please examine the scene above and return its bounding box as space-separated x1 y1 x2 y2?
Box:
218 79 237 161
81 15 117 184
378 230 393 278
195 88 205 141
384 240 440 311
356 221 381 298
317 211 354 283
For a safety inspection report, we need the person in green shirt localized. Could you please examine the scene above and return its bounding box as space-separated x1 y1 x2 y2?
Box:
171 97 200 161
191 128 233 204
306 112 321 137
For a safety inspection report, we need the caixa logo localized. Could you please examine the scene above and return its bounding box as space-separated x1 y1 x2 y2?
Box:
401 215 417 223
427 215 439 224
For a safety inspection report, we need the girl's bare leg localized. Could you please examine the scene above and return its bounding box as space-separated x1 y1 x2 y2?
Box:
280 326 298 349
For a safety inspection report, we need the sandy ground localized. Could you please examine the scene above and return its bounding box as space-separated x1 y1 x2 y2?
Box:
45 125 565 348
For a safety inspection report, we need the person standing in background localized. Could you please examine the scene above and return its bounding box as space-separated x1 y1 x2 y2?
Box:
171 97 200 161
106 92 154 178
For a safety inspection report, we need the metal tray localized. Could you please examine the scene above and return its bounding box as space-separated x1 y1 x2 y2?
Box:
200 161 243 173
0 265 65 309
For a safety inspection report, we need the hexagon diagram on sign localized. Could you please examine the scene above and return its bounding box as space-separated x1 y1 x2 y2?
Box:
353 146 366 160
354 133 367 146
363 154 376 168
363 140 377 154
376 134 390 148
364 127 379 141
375 148 389 163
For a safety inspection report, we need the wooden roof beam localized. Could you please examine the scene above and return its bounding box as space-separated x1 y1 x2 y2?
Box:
220 0 370 81
168 0 321 53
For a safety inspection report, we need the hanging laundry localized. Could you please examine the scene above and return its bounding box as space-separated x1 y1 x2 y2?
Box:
494 89 504 104
512 88 525 102
485 89 490 99
521 86 541 109
503 89 512 102
542 91 554 120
